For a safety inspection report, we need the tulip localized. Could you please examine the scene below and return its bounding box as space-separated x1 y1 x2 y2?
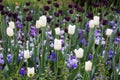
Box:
8 21 15 29
27 67 35 77
54 39 62 50
24 50 30 59
85 61 92 71
36 20 41 28
106 28 113 36
6 27 14 37
74 48 84 58
89 20 95 28
68 24 76 35
55 27 60 35
93 16 100 26
39 15 47 27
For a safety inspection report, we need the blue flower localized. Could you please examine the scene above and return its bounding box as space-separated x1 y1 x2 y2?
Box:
0 54 4 64
7 54 13 63
30 26 38 37
19 67 26 76
80 37 88 46
18 51 24 61
67 55 78 69
16 21 23 29
88 53 92 60
48 52 56 62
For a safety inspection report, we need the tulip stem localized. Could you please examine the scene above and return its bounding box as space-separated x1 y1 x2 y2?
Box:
104 36 109 61
56 50 59 79
69 35 72 52
41 27 45 74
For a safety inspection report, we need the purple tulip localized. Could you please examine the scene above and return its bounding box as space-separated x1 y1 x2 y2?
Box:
44 6 50 11
26 2 30 6
53 2 59 8
0 4 4 11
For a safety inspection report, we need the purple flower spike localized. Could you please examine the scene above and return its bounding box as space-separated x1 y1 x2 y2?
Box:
67 55 78 69
16 21 24 29
88 53 92 60
80 37 88 46
48 52 56 62
30 26 38 37
7 54 13 63
19 67 26 76
115 37 120 44
109 21 117 27
18 51 24 61
108 50 115 59
0 54 4 65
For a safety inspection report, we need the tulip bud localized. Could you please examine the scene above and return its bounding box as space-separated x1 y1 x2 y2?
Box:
85 61 92 71
68 24 76 35
6 27 14 37
27 67 35 77
54 39 62 50
24 50 30 59
55 27 60 35
39 15 47 27
9 21 15 29
93 16 100 26
74 48 84 58
89 20 95 28
106 28 113 36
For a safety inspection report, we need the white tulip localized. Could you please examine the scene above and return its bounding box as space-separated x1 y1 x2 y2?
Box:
74 48 84 58
54 39 62 50
39 15 47 27
8 21 15 29
6 27 14 37
93 16 100 26
24 50 30 59
68 24 76 35
36 20 41 28
106 28 113 36
85 61 92 71
55 27 60 35
27 67 35 77
89 20 95 28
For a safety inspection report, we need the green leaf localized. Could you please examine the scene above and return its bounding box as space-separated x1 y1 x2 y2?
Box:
3 65 9 73
67 68 79 80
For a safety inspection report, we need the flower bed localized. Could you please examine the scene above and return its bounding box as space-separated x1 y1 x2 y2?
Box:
0 0 120 80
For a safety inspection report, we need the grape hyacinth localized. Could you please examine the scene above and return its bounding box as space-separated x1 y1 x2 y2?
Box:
66 55 78 69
